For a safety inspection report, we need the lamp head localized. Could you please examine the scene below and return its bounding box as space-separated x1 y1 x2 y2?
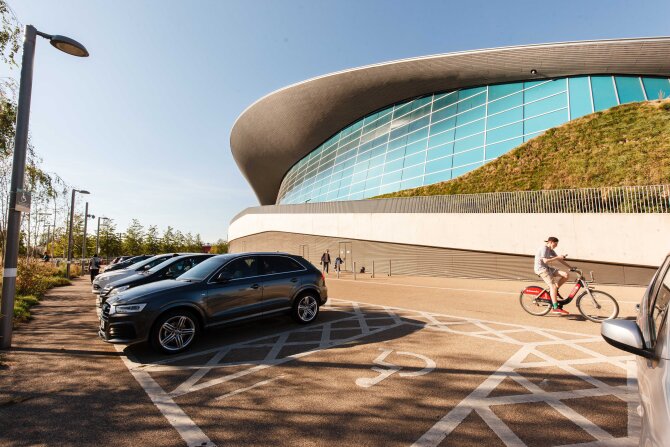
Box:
49 35 89 57
77 190 90 195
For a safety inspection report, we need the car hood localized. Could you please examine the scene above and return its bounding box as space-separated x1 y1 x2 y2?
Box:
109 279 193 305
107 273 148 289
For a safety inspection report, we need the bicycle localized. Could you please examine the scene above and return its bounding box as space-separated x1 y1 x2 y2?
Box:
519 268 619 322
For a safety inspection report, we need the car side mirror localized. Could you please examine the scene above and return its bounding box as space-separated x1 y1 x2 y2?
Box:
601 319 655 359
215 272 232 283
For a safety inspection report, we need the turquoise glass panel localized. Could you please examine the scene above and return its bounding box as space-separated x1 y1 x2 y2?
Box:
424 170 452 185
432 92 458 111
405 139 427 155
407 127 429 144
427 129 455 148
488 91 523 114
379 182 401 194
454 133 484 153
615 76 645 104
642 77 670 100
524 93 567 119
453 148 483 167
524 79 566 102
426 143 453 161
591 76 618 111
404 152 425 168
402 164 424 180
382 170 402 184
429 117 457 135
568 77 592 119
524 108 568 134
486 122 523 144
456 107 486 126
488 82 523 101
431 104 458 122
401 177 423 190
425 156 453 173
455 119 485 140
487 107 523 129
383 158 403 174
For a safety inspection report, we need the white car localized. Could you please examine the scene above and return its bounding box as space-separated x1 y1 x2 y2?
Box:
601 253 670 446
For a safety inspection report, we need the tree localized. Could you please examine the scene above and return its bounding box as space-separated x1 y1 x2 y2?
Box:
161 226 176 252
209 239 229 254
123 219 144 255
143 225 160 254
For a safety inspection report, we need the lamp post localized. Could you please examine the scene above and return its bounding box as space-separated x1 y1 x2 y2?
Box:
66 189 89 278
0 25 88 349
96 216 109 257
80 202 94 275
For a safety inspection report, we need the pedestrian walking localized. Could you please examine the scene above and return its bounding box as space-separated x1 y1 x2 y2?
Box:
334 255 343 273
89 253 102 283
320 249 331 274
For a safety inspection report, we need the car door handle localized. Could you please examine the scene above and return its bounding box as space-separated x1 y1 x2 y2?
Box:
250 284 260 289
290 278 298 283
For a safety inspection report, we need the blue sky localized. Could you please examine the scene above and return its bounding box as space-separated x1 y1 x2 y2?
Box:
5 0 670 241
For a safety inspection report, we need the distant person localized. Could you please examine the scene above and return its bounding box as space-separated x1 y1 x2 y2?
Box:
89 253 102 283
534 236 572 315
334 256 343 273
320 249 331 274
42 252 50 262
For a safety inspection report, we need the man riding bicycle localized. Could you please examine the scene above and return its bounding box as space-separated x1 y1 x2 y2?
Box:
534 236 572 315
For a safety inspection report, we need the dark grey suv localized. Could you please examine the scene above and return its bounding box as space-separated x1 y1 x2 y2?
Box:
99 253 327 354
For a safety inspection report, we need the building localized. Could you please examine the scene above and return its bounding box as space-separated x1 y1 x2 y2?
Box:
228 38 670 285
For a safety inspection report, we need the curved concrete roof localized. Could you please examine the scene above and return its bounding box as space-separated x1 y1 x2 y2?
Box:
231 37 670 205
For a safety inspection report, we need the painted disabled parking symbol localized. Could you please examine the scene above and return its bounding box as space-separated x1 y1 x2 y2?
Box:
355 348 436 388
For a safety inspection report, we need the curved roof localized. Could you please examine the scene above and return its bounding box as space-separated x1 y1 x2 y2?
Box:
231 37 670 205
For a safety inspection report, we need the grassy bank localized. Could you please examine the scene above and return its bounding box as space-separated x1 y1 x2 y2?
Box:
2 260 72 323
376 99 670 198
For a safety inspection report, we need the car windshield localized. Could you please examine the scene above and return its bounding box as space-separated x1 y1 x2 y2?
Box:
177 255 233 282
127 255 168 271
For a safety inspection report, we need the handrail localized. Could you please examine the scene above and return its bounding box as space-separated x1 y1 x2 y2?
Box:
232 184 670 223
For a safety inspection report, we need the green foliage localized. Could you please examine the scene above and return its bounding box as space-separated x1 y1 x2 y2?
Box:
377 100 670 198
209 239 229 254
13 295 38 322
0 1 20 66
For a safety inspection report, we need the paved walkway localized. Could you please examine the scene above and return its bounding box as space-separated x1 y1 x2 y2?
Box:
0 278 181 447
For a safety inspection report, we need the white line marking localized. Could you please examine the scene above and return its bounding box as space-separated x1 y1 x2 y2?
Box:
114 345 216 447
214 375 284 401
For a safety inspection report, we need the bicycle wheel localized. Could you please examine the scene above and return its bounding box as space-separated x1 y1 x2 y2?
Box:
519 287 552 316
576 290 619 322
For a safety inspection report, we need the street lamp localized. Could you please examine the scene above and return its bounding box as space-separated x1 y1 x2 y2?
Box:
81 202 95 275
96 216 110 257
1 25 88 349
66 189 89 278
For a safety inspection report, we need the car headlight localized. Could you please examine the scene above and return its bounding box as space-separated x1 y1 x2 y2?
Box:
109 303 146 315
109 285 130 296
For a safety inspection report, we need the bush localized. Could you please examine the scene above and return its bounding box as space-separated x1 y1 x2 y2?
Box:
13 295 39 322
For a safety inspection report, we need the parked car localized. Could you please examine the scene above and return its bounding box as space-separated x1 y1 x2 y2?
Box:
99 252 327 354
99 254 214 303
601 253 670 446
93 254 180 296
103 255 152 273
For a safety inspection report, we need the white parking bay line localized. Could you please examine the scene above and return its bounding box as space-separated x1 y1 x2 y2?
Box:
114 345 216 447
214 375 284 401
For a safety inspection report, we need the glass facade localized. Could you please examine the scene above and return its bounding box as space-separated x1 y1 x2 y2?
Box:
277 75 670 204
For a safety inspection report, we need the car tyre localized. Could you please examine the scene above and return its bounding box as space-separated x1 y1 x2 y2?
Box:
151 309 199 354
292 292 320 324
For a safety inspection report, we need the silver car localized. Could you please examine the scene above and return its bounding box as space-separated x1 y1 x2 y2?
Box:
92 254 180 297
601 254 670 446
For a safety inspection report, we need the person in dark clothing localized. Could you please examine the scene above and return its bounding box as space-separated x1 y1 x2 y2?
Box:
89 253 102 283
320 249 331 274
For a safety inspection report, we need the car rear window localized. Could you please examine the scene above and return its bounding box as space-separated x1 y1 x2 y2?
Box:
261 256 303 275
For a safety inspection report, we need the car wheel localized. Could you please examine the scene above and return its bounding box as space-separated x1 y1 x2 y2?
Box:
292 292 320 324
151 309 199 354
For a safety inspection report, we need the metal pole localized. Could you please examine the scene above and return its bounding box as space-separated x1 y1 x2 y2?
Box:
66 189 76 278
1 25 37 348
372 260 375 278
353 262 356 280
95 216 101 256
81 202 88 276
388 259 392 277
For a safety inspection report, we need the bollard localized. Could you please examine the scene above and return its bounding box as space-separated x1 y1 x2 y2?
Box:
353 261 356 280
388 259 392 276
372 260 375 278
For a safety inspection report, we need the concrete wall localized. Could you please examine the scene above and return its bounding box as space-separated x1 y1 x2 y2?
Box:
229 212 669 267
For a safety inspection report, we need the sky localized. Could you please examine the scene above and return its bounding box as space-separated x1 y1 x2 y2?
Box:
5 0 670 242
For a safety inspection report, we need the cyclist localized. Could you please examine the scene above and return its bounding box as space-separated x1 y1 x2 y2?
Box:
534 236 572 315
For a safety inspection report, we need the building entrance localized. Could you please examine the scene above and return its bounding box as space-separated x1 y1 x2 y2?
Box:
339 242 352 272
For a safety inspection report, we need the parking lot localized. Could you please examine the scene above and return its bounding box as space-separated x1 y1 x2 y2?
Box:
112 275 642 447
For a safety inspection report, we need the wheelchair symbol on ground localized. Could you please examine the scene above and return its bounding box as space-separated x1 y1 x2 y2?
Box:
356 348 436 388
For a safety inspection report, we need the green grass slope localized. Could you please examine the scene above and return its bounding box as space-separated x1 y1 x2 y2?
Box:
377 99 670 198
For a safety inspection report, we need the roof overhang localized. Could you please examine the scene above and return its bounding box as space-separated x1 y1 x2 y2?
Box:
230 37 670 205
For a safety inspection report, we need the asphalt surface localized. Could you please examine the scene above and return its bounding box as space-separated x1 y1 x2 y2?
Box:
0 273 645 447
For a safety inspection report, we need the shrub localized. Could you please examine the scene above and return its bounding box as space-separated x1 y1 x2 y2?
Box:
13 295 39 322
